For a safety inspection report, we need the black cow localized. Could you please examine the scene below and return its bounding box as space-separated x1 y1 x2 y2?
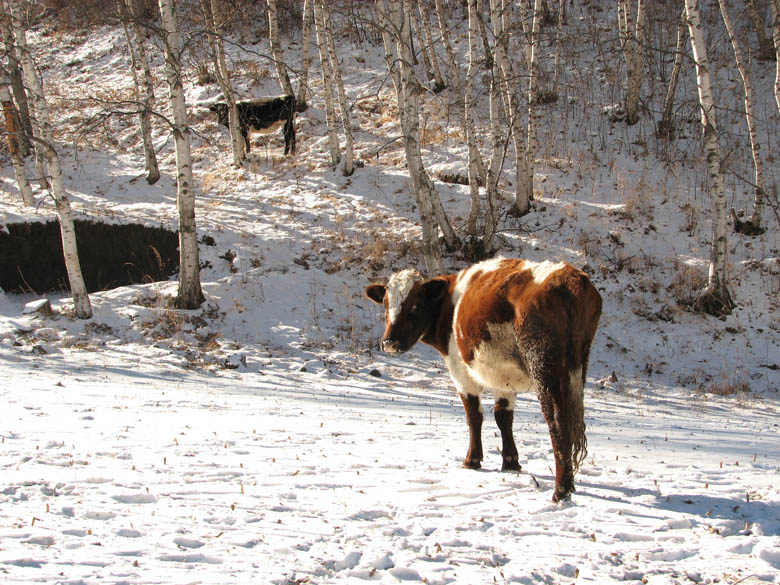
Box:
209 95 296 155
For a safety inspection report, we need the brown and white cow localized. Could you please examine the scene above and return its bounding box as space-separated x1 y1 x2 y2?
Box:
209 95 296 155
366 258 602 502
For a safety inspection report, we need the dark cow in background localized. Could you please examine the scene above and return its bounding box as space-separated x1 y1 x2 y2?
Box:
366 258 602 502
209 95 296 155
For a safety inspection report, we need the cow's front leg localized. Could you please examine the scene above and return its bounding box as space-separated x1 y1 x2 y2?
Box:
494 395 521 471
460 393 483 469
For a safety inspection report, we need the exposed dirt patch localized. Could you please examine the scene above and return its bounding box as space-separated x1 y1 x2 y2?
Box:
0 220 179 293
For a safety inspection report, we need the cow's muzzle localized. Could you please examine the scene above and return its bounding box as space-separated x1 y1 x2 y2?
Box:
381 338 406 354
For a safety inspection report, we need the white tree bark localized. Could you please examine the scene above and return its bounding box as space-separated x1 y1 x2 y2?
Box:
119 0 161 184
493 0 530 216
526 0 542 203
416 0 445 91
158 0 203 309
684 0 734 315
773 0 780 116
378 0 452 273
201 0 245 166
7 2 48 190
0 13 31 157
658 7 686 139
745 0 775 61
11 3 92 318
618 0 645 125
0 80 34 206
320 0 354 176
718 0 765 232
464 0 482 237
297 0 312 111
312 0 341 167
266 0 295 96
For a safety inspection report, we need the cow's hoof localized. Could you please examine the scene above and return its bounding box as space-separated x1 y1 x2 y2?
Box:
462 459 482 470
501 456 521 472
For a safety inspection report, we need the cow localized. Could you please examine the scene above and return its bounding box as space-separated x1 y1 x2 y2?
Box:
209 95 296 155
366 258 602 502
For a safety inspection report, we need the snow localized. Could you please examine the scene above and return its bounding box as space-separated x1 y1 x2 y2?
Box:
1 3 779 584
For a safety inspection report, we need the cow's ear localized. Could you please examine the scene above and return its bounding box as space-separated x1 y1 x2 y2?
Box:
365 284 387 305
422 278 448 303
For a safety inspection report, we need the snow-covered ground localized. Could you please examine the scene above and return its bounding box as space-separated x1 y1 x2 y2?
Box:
1 3 779 584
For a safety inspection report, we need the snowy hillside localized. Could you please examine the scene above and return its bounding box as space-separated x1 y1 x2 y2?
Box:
0 2 779 584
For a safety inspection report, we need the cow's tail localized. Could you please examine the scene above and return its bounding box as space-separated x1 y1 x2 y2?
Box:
565 366 588 473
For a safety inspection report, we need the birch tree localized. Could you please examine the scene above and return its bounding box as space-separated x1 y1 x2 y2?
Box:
201 0 245 166
5 1 48 190
617 0 645 125
526 0 543 201
378 0 459 273
296 0 312 111
267 0 295 96
312 0 341 167
119 0 161 184
684 0 734 315
494 0 530 216
745 0 775 61
0 12 31 157
415 0 446 92
658 7 686 139
0 76 33 206
320 0 354 176
10 2 92 318
158 0 203 309
773 0 780 116
718 0 766 235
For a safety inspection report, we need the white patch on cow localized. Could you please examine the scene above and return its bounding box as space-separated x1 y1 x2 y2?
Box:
386 269 422 324
451 257 509 353
468 321 533 395
527 260 565 284
445 336 484 410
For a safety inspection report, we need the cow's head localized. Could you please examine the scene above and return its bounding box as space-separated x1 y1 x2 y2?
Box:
366 269 449 354
208 102 229 126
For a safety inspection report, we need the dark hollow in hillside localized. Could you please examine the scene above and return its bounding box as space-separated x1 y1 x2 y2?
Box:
0 220 179 294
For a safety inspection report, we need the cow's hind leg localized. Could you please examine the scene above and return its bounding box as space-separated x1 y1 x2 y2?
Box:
494 396 521 471
460 393 483 469
536 367 584 502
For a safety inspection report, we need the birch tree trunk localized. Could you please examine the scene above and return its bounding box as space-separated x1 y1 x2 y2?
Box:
526 0 542 203
158 0 203 309
773 0 780 116
319 0 354 176
378 0 453 273
0 79 34 206
552 0 564 96
464 0 482 237
312 0 341 167
658 7 686 139
266 0 295 96
494 0 530 216
7 2 48 190
618 0 645 125
718 0 766 234
119 0 161 184
745 0 775 61
296 0 312 111
416 0 446 92
201 0 245 166
11 3 92 318
0 12 31 157
684 0 734 316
